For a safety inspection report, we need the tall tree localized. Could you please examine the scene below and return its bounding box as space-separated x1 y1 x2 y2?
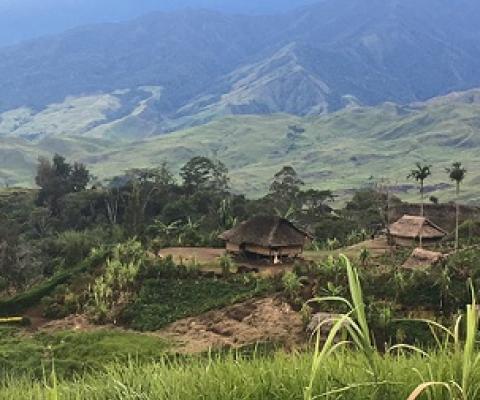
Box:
35 154 91 214
407 162 432 248
180 157 229 193
269 166 304 216
122 165 175 235
446 162 467 252
299 189 335 218
407 162 432 217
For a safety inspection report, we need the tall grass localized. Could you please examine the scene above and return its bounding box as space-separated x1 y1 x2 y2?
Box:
305 255 480 400
405 283 480 400
0 351 467 400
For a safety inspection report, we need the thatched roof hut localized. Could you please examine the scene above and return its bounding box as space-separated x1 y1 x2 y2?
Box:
219 216 311 262
389 215 447 247
402 248 445 269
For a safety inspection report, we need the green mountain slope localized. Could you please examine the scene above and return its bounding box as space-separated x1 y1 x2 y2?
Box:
1 90 479 202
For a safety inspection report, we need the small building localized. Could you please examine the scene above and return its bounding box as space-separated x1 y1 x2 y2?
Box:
389 215 447 247
402 248 445 270
219 216 312 263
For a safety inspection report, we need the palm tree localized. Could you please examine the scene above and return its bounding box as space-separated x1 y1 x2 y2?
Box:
446 162 467 252
407 162 432 217
408 162 432 248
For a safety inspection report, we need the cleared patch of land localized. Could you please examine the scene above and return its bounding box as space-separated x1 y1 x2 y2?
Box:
159 247 224 265
159 296 304 353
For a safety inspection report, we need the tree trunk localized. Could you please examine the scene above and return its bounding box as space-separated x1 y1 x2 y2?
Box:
420 181 424 248
420 181 424 217
455 182 460 252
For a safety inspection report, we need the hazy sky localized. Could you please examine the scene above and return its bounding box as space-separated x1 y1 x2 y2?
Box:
0 0 319 47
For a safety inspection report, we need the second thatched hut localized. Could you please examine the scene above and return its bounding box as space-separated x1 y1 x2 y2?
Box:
389 215 447 247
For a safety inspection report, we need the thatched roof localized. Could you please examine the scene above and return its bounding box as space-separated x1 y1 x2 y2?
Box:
219 216 311 248
402 248 445 269
389 215 447 239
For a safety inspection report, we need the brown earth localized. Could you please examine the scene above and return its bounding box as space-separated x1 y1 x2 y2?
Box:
39 314 97 332
158 296 305 353
159 246 296 274
159 247 224 265
22 296 308 355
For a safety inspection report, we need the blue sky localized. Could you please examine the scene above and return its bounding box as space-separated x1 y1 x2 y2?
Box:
0 0 319 46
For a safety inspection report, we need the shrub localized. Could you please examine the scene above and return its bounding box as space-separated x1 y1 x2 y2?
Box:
281 271 304 302
88 240 145 322
218 253 235 276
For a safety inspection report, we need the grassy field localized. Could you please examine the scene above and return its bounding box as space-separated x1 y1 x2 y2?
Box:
0 327 170 378
2 95 480 201
0 348 477 400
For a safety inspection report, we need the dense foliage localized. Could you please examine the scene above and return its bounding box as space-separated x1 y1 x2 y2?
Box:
0 154 380 297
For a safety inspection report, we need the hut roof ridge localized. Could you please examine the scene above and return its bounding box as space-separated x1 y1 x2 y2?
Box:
219 215 311 248
389 214 447 239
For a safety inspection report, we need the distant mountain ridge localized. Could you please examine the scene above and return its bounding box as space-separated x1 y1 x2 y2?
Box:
2 89 480 203
0 0 318 46
1 0 480 134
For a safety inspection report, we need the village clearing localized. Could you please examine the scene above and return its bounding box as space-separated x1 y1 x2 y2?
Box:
160 237 392 272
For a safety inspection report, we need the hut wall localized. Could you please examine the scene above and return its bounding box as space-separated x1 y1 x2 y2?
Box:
244 244 272 256
278 246 304 257
243 244 304 257
393 236 442 248
226 242 241 253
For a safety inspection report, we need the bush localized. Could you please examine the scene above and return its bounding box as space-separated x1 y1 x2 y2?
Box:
281 271 303 303
41 228 107 268
218 253 235 276
122 275 271 331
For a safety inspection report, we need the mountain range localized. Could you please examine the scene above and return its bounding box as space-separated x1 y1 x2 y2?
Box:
1 0 480 199
0 0 319 46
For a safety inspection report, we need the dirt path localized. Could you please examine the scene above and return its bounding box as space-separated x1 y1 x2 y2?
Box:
159 247 224 265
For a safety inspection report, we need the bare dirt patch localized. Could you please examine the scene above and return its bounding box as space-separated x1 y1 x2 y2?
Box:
23 305 49 330
39 314 97 332
159 247 296 275
347 237 392 257
159 296 305 353
159 247 224 265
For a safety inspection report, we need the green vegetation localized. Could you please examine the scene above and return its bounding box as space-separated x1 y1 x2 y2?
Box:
0 328 169 378
3 256 480 399
1 149 480 399
407 162 432 217
446 162 468 252
2 93 480 202
2 351 477 400
124 275 269 331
